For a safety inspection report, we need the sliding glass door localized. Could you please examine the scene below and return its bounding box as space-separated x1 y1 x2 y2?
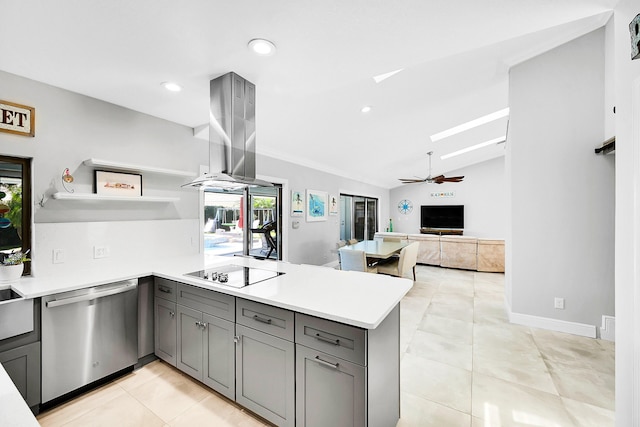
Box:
340 194 378 241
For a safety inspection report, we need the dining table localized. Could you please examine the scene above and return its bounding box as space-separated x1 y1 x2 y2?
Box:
341 239 410 259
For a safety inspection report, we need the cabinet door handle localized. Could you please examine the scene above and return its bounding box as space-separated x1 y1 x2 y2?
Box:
314 355 339 369
195 321 202 328
253 314 272 325
201 323 207 330
233 335 240 344
169 311 175 318
158 285 171 294
315 333 340 346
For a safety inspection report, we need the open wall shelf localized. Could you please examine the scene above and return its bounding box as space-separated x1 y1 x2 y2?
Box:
83 158 197 177
51 192 179 203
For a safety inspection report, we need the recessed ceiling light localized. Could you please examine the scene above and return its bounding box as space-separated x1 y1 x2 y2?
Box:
431 108 509 142
361 106 372 113
373 68 404 83
440 136 506 160
248 38 276 56
161 82 182 92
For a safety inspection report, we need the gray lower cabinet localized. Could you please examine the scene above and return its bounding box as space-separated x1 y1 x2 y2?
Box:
154 297 176 366
0 341 41 409
176 303 235 400
295 344 365 427
236 323 295 427
202 313 235 400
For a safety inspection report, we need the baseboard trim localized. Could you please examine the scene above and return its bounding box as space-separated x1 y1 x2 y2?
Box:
599 315 615 341
504 298 597 338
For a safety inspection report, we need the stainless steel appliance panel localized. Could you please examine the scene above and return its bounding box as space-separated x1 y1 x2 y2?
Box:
41 280 138 403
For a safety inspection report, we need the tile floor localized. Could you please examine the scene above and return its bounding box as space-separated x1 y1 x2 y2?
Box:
36 265 615 427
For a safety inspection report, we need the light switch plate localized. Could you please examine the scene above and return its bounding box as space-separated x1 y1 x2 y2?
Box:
52 249 65 264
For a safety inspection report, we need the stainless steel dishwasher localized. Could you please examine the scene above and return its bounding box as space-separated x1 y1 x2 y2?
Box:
41 279 138 403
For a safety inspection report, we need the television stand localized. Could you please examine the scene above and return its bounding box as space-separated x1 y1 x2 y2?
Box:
420 228 463 236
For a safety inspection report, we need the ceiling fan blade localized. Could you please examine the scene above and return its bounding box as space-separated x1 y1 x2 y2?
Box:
441 176 465 182
399 178 426 183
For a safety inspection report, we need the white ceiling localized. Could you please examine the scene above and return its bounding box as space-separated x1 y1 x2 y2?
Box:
0 0 614 188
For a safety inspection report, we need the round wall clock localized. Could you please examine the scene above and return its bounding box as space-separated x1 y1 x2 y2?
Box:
398 199 413 215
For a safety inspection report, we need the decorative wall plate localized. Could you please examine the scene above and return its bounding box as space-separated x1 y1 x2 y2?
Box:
398 199 413 214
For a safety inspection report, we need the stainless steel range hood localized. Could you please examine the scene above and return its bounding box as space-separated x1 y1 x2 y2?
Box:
184 72 272 190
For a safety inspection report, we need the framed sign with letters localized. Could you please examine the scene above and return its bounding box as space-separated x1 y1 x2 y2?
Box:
0 100 35 137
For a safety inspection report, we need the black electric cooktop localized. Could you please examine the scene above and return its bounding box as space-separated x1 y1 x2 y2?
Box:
184 264 284 288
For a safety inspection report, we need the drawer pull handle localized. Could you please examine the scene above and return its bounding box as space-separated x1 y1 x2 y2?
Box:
158 286 171 293
253 315 272 325
315 333 340 346
315 356 339 369
169 311 175 318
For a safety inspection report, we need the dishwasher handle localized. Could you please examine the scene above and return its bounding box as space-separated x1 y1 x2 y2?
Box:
46 280 137 308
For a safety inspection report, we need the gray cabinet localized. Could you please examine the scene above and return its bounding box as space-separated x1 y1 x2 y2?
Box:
174 284 236 400
236 323 295 427
154 297 176 366
176 304 203 379
296 344 365 427
295 304 401 427
0 341 41 410
202 313 235 399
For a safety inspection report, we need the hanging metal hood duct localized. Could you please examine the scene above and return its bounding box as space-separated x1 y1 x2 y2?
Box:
184 72 272 190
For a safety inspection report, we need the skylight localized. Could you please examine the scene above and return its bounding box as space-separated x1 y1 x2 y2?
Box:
372 68 404 83
430 108 509 142
440 136 506 160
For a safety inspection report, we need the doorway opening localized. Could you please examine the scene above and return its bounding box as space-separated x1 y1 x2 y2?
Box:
203 184 282 260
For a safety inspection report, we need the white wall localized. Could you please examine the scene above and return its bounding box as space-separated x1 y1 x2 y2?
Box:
0 69 208 272
507 28 614 331
256 154 389 266
389 156 506 238
612 1 640 425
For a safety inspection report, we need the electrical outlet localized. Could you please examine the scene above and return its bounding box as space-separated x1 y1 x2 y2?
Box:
53 249 65 264
93 246 110 259
554 297 565 310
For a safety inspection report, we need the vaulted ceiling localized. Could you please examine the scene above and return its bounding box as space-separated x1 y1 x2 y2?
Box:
0 0 614 188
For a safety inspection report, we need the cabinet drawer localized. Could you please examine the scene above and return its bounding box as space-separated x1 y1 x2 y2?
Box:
236 299 294 341
154 277 177 302
177 284 235 321
295 313 366 365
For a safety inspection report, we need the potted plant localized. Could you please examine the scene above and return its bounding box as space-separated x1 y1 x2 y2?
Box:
0 249 30 283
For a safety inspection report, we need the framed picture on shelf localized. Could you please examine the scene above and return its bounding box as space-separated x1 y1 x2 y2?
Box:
291 190 304 217
328 194 338 216
94 170 142 197
306 189 327 222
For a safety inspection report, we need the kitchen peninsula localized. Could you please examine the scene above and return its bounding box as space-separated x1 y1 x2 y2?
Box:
5 256 412 427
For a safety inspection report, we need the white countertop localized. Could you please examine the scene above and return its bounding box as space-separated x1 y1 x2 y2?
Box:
0 364 39 427
12 255 412 329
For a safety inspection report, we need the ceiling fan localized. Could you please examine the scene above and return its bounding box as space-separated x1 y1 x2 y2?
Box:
399 151 464 185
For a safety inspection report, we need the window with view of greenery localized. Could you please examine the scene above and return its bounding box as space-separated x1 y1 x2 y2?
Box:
0 156 31 275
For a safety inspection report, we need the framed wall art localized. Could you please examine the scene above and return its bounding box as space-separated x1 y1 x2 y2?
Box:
329 194 338 216
291 190 304 217
94 170 142 197
306 189 327 222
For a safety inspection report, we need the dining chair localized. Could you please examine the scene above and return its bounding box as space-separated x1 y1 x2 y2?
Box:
383 236 403 242
338 248 378 273
376 242 419 280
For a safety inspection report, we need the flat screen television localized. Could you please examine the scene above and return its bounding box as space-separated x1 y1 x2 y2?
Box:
421 205 464 229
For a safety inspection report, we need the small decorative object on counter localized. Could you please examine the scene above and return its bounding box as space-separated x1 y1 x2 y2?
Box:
0 249 30 282
389 218 393 232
